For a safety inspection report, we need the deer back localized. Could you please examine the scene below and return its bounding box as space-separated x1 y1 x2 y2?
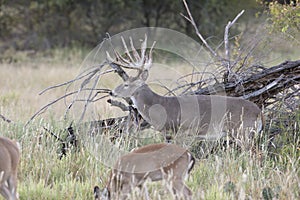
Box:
114 143 188 173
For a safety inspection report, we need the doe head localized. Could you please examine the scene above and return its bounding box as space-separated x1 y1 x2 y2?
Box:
94 186 110 200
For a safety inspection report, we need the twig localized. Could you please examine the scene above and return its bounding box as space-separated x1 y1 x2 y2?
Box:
0 114 13 123
79 72 101 121
168 71 220 95
25 91 80 127
109 63 129 81
106 35 130 81
26 88 110 126
43 126 64 142
241 74 284 99
181 0 219 59
233 36 264 75
39 63 106 95
89 94 110 103
224 10 244 62
107 99 129 111
63 66 104 119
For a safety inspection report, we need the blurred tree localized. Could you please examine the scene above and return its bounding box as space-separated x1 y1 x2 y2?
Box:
262 0 294 5
0 0 263 51
0 0 14 39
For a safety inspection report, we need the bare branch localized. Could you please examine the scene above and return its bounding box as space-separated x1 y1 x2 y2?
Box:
107 99 129 111
189 60 300 107
241 74 284 99
85 94 110 103
0 114 13 123
79 72 101 121
39 63 106 95
43 126 64 142
26 88 110 127
181 0 219 59
224 10 245 64
25 91 79 127
108 63 129 81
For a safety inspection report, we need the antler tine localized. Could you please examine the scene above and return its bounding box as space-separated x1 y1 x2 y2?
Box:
144 40 156 70
106 50 129 68
117 35 148 70
110 37 143 69
107 35 155 73
106 50 123 66
106 51 114 63
121 36 134 63
130 37 140 62
139 34 147 66
115 50 131 66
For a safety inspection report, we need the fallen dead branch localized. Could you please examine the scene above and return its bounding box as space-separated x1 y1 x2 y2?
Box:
187 60 300 107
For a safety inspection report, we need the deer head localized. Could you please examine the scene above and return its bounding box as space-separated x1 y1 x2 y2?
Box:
107 35 155 98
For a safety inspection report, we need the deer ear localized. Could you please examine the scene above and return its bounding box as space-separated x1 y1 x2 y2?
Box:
139 70 149 81
94 186 100 199
101 187 110 198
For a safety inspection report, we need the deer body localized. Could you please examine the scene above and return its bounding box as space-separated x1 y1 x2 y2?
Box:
112 78 263 145
107 36 263 146
129 84 262 135
94 143 195 200
0 136 20 200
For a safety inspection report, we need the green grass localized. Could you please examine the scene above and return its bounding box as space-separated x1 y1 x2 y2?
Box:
0 113 298 200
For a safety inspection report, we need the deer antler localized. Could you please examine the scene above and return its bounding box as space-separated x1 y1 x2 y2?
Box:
106 35 156 72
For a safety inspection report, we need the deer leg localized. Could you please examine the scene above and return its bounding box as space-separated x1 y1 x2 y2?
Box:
7 175 18 200
172 179 193 200
141 184 150 200
0 184 14 200
118 183 132 200
93 186 100 200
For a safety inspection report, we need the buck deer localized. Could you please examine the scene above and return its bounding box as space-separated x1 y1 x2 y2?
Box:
0 136 20 200
107 36 263 149
94 143 195 200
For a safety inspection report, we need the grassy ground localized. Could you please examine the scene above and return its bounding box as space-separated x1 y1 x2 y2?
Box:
0 49 299 200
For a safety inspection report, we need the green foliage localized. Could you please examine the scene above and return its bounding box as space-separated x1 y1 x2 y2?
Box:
0 1 18 38
266 0 300 36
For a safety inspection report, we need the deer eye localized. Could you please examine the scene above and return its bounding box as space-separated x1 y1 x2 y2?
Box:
123 84 129 88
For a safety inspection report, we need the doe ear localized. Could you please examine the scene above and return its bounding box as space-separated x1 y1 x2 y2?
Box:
94 186 100 200
139 70 149 81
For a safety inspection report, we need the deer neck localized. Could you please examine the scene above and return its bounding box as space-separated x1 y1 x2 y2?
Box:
130 84 163 122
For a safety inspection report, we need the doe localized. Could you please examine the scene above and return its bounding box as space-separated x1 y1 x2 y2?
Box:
94 143 195 200
0 136 20 200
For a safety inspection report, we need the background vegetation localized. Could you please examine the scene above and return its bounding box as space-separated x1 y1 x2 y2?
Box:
0 0 278 51
0 0 299 199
